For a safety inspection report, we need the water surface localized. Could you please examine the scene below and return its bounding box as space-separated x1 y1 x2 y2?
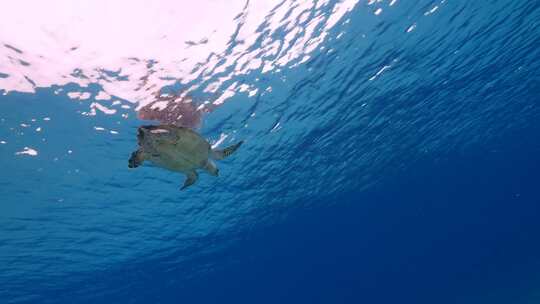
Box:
1 1 540 303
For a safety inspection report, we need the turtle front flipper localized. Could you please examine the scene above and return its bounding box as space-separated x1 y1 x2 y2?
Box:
128 149 145 168
181 171 198 190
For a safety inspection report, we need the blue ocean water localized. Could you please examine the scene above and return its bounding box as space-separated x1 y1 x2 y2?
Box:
1 1 540 303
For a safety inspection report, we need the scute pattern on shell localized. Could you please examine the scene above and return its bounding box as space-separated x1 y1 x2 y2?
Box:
137 125 210 173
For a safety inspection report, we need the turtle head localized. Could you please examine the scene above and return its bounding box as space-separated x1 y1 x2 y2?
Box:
137 125 176 145
137 125 160 143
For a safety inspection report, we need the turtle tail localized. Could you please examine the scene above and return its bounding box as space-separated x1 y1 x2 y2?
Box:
211 141 244 160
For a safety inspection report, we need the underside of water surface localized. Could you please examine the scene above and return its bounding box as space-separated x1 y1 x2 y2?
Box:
1 1 540 303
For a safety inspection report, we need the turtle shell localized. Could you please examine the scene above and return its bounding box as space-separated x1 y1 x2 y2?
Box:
138 125 210 172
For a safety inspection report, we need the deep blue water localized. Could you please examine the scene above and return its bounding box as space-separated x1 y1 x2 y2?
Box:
1 1 540 303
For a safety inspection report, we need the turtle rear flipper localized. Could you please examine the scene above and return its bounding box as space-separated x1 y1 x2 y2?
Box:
203 160 219 176
211 141 244 160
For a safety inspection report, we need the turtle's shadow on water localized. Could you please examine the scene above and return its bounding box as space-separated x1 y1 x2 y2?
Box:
137 90 219 130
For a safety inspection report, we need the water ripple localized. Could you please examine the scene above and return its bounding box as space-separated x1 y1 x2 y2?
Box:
1 0 540 302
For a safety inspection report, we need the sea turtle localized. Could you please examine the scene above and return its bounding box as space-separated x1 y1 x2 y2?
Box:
128 125 243 190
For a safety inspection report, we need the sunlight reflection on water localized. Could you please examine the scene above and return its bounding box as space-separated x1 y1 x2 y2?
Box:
0 0 358 117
